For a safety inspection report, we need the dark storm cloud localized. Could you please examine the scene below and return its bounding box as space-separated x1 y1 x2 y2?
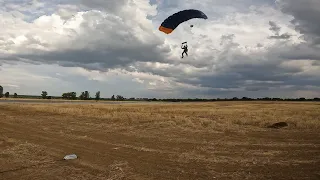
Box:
268 21 292 40
134 29 318 94
17 44 169 70
266 0 320 63
269 33 292 40
176 63 291 90
178 62 318 93
187 53 319 92
275 43 320 61
245 86 271 91
278 0 320 44
9 8 171 71
269 21 281 35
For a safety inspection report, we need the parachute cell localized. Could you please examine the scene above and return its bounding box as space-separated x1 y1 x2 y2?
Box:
159 9 208 34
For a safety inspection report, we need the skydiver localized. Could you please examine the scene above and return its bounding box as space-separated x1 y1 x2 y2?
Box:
181 43 188 58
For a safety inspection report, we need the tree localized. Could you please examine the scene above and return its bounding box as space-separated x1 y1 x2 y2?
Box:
116 95 125 101
95 91 100 101
79 92 85 100
62 92 77 100
0 85 3 98
4 92 9 98
111 95 115 101
41 91 48 99
84 91 90 100
242 97 249 100
13 93 18 98
71 92 77 100
299 97 306 101
62 93 67 99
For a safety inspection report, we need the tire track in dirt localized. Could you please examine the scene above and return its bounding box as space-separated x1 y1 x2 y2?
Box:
0 121 215 179
1 102 320 180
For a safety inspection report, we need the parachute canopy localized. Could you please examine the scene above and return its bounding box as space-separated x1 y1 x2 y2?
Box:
159 9 208 34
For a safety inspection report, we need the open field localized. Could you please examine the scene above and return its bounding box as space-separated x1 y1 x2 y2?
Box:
1 101 320 179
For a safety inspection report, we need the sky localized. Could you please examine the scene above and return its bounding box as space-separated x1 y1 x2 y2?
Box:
0 0 320 99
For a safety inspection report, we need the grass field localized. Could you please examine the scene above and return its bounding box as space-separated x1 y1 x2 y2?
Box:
0 101 319 179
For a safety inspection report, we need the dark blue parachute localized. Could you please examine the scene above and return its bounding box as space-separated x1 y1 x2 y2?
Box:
159 9 208 34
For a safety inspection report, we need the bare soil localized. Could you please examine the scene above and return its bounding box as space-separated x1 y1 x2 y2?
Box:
0 102 319 180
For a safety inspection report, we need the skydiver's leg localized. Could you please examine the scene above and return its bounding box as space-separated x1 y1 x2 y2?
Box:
182 51 187 58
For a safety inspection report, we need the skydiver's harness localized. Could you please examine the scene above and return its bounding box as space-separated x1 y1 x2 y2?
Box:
181 42 188 52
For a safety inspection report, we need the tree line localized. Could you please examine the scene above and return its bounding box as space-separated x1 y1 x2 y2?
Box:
0 85 319 102
0 86 18 98
41 90 125 101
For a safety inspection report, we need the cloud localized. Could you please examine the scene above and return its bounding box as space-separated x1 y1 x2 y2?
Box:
276 0 320 44
0 0 319 98
269 33 292 40
269 21 281 35
1 1 171 70
268 20 292 39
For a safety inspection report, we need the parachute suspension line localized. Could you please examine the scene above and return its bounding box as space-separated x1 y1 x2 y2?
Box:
190 19 201 45
188 21 197 52
158 9 208 58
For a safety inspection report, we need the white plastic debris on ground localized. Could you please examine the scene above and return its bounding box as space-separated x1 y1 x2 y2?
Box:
63 154 77 160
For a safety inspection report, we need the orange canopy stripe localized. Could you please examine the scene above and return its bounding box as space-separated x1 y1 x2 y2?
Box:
159 26 173 34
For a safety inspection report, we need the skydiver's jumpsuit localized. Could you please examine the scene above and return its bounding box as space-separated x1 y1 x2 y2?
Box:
181 44 188 58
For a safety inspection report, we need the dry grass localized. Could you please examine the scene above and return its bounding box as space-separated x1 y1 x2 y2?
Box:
0 101 320 180
4 101 320 130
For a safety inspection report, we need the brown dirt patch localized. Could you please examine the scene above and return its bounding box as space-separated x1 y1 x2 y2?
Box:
0 102 319 179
